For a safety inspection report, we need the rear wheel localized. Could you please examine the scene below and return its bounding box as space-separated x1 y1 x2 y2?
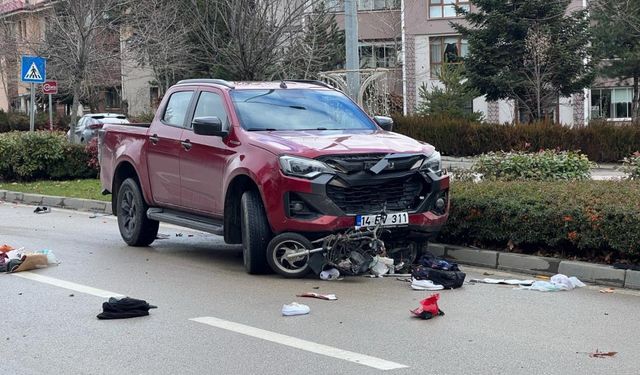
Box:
267 233 312 278
241 190 271 274
117 178 159 246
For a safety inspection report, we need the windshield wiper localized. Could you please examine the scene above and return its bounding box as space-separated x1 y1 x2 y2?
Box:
246 128 277 131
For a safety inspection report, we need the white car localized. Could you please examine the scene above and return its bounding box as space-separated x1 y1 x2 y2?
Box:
68 113 129 144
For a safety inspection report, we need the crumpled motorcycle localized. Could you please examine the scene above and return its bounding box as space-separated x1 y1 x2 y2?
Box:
266 212 418 278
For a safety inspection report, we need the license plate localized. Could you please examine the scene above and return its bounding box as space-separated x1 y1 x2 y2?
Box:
355 212 409 228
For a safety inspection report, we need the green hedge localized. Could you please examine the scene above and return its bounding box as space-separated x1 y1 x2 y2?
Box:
0 110 71 132
440 181 640 261
393 115 640 163
0 131 98 181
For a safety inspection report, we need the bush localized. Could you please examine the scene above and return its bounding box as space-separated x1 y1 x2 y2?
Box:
0 131 97 181
393 115 640 163
620 152 640 180
440 181 640 261
471 150 593 181
0 110 71 133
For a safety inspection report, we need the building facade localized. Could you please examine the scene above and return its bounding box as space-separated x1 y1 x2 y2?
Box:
329 0 635 125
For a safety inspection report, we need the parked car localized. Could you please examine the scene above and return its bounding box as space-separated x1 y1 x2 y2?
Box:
68 113 129 144
98 79 450 276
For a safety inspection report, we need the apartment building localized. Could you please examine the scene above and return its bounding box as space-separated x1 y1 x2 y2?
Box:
329 0 634 125
0 0 154 117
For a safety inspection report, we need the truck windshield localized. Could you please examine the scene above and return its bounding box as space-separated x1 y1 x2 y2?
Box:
230 89 377 131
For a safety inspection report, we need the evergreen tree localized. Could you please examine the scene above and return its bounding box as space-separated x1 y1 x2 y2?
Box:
416 63 482 121
591 0 640 121
453 0 595 122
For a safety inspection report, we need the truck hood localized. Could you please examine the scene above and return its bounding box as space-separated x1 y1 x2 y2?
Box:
247 130 435 157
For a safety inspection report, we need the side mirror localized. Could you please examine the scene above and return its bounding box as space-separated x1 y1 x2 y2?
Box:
192 116 228 137
373 116 393 131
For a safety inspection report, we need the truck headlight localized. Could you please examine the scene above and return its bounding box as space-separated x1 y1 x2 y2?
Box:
279 155 334 179
421 151 441 173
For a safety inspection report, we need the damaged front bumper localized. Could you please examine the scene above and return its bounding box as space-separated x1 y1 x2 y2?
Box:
267 153 450 238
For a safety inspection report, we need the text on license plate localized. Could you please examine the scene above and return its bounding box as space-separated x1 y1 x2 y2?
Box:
355 212 409 228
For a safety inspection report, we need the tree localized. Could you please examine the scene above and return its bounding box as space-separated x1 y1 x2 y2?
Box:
416 62 481 121
125 0 197 95
40 0 126 142
0 18 18 111
281 1 345 79
453 0 595 123
591 0 640 122
188 0 324 80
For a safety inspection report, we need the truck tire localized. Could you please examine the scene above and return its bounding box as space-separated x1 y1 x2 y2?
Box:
267 233 312 278
117 178 159 247
241 190 271 274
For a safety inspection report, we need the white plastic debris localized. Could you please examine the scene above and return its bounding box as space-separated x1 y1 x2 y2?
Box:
518 274 586 292
282 302 310 316
320 268 340 281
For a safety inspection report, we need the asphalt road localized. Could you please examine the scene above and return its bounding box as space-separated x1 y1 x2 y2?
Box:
2 202 640 375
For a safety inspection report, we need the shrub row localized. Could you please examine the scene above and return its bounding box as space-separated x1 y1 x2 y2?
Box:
0 110 71 132
440 181 640 261
0 131 98 181
471 150 593 181
393 115 640 163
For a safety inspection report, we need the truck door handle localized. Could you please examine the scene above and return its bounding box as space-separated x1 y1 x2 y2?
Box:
181 139 192 151
149 134 159 144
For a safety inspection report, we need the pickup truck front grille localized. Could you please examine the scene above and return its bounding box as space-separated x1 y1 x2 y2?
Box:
326 175 426 215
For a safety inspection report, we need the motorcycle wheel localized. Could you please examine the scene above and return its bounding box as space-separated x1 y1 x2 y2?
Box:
267 233 313 278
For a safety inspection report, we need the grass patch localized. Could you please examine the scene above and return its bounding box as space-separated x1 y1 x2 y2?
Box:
0 179 108 201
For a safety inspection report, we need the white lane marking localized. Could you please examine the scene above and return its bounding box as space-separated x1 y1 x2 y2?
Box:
11 272 125 298
190 316 408 371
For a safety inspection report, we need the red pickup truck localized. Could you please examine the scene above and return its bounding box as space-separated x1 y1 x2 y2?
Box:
99 79 449 275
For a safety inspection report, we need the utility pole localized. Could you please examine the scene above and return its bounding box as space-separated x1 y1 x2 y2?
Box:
344 0 360 102
401 0 407 116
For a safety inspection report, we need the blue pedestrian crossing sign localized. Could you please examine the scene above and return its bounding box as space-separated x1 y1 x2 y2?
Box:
21 56 46 83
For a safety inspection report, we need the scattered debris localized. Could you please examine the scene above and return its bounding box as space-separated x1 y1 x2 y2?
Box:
600 288 615 294
282 302 310 316
482 272 494 276
518 274 585 292
33 206 51 214
469 278 534 286
535 275 551 280
297 292 337 301
410 294 445 320
319 268 340 281
411 278 444 291
69 294 74 297
175 233 183 237
589 350 617 358
156 233 170 240
97 297 157 320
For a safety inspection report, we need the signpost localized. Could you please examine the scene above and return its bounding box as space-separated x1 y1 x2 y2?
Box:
43 81 58 131
20 56 46 132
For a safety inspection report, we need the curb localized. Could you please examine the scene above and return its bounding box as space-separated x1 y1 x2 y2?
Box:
428 242 636 290
0 189 112 215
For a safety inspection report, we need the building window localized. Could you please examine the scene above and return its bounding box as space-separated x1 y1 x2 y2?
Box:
591 88 634 119
429 0 470 18
358 0 400 11
359 41 397 68
429 36 468 77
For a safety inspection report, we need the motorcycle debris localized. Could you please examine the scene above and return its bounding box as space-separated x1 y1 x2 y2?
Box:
296 292 337 301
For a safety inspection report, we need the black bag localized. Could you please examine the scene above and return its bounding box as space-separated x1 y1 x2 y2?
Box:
412 266 466 289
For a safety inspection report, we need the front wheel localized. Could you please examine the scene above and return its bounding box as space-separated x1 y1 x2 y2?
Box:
241 190 271 274
267 233 312 278
117 178 159 246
